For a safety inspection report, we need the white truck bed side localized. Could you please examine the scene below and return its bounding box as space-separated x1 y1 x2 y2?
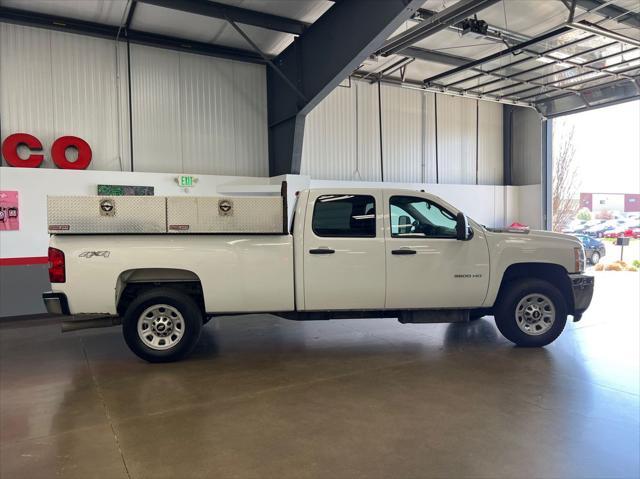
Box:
50 234 295 315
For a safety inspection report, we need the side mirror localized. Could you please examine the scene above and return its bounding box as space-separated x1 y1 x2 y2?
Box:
455 212 471 241
398 215 412 234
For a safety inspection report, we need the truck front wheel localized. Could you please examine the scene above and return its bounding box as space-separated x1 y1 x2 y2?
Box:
494 279 567 347
123 288 202 362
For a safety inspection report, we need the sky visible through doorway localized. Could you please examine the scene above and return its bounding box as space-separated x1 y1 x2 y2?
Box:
553 100 640 195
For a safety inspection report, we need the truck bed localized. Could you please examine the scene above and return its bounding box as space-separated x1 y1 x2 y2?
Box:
50 234 295 315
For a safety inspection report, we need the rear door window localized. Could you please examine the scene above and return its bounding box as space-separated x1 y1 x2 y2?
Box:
312 195 376 237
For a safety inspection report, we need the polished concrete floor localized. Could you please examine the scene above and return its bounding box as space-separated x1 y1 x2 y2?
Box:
1 272 638 479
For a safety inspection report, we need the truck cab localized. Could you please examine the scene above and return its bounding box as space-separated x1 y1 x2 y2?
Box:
294 189 489 311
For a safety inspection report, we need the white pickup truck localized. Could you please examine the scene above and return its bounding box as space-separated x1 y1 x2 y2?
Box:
43 186 594 362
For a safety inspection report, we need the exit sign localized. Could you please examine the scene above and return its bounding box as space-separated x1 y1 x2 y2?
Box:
178 175 194 187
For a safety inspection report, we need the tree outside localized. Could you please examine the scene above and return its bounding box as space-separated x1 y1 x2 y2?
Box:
551 124 580 232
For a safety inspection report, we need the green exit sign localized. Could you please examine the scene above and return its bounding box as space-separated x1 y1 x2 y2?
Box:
178 175 194 187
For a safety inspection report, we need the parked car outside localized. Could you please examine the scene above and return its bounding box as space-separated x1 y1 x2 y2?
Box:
586 219 627 237
623 226 640 239
576 234 606 264
604 225 631 238
571 219 603 234
562 219 587 234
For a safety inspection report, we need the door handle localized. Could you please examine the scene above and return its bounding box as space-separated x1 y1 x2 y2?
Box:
309 248 335 255
392 249 417 255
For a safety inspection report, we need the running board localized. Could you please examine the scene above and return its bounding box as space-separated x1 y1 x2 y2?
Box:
62 315 122 333
398 310 469 324
275 309 469 323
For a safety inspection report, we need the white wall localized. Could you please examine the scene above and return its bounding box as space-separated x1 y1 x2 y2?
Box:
0 168 542 260
0 23 268 176
301 80 503 186
504 184 543 230
0 168 271 260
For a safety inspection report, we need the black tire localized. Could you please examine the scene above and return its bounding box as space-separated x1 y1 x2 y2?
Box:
469 311 485 321
494 279 567 347
590 251 600 265
123 287 202 362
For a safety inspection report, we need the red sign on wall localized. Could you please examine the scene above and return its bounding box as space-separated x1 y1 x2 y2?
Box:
1 133 92 170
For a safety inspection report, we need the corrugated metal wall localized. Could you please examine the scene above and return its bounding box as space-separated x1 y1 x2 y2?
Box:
0 23 129 171
0 24 268 176
511 107 542 185
436 95 477 184
301 80 504 185
301 82 382 181
381 85 423 182
131 45 267 176
478 101 503 185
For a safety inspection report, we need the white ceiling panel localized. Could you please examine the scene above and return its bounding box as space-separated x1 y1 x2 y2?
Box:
0 0 129 26
131 3 228 43
130 2 294 56
211 0 333 24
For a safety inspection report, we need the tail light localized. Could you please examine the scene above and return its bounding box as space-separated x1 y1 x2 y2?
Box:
48 247 66 283
574 246 585 274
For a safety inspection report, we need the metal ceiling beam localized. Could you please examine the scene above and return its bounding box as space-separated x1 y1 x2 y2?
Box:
377 0 501 56
401 46 469 66
267 0 423 176
136 0 308 35
410 6 529 44
124 0 138 30
350 70 535 109
574 0 640 28
568 20 640 48
0 7 265 64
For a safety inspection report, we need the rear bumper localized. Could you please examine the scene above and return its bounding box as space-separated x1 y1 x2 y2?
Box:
569 274 594 319
42 292 70 315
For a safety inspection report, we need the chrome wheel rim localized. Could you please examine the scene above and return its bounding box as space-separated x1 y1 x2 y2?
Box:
592 252 600 264
137 304 185 350
515 293 555 336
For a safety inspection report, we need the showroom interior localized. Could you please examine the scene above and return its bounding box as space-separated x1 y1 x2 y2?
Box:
0 0 638 477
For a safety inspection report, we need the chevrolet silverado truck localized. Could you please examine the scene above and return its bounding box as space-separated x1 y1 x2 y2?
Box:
43 186 594 362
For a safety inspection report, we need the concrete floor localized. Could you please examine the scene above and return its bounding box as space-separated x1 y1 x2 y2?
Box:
1 273 638 479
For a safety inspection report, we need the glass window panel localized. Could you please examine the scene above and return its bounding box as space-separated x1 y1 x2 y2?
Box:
312 195 376 238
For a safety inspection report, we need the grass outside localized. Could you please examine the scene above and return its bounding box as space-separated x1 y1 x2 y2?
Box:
586 238 640 272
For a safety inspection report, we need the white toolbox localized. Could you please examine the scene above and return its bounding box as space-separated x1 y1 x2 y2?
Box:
47 196 167 234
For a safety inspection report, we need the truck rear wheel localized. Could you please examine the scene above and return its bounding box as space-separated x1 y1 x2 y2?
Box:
494 279 567 347
123 288 202 362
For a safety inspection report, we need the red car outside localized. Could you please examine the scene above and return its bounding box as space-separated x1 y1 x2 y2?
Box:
625 227 640 239
604 225 640 239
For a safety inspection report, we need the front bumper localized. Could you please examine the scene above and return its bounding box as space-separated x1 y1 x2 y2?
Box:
42 292 70 315
569 274 594 318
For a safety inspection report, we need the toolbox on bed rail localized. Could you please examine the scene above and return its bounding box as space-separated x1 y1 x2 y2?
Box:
47 182 288 235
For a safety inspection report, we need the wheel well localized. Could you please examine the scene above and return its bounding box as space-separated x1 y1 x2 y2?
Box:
497 263 574 312
116 269 205 317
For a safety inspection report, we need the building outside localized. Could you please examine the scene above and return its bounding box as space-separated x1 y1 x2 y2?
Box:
579 192 640 214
